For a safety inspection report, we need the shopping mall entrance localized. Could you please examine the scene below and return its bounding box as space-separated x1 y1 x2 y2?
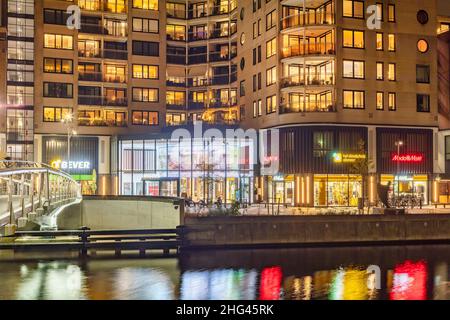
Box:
144 179 179 197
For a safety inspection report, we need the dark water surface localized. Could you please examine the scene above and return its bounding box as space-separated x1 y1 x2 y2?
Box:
0 245 449 300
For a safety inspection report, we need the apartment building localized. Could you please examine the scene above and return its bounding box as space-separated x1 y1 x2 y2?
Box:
238 0 440 207
0 0 448 207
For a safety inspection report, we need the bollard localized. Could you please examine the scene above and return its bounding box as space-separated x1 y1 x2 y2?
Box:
4 224 17 237
18 217 28 229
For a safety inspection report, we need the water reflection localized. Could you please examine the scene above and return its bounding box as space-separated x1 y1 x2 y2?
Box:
1 246 449 300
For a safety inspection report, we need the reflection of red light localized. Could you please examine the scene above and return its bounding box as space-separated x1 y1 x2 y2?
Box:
390 260 427 300
391 154 424 163
259 266 282 300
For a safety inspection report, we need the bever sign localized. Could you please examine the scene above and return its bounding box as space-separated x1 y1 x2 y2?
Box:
51 160 91 170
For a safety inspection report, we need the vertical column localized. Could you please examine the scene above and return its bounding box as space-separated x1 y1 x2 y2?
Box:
5 175 17 236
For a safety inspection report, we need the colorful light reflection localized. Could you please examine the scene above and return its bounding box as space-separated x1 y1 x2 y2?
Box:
259 266 282 300
390 260 428 300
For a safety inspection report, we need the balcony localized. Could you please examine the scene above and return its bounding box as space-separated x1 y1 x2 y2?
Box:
209 97 238 108
104 74 127 83
166 33 186 42
166 100 186 110
78 95 127 106
166 79 186 88
281 43 335 60
79 71 103 82
281 12 335 31
279 103 336 114
188 32 208 42
188 101 206 110
209 51 236 62
167 55 186 65
188 53 207 65
78 118 127 127
80 23 106 35
79 48 127 60
103 49 128 60
280 74 335 89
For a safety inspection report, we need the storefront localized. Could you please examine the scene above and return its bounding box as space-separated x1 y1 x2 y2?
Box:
376 128 434 205
260 126 368 207
117 136 254 204
42 136 99 195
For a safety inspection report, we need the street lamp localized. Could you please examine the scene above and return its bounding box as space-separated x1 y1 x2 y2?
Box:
395 140 404 199
61 113 77 165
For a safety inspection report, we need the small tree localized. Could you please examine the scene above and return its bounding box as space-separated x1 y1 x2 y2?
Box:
349 139 374 212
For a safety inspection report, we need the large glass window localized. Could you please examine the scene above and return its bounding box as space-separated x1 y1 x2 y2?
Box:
343 0 364 18
416 65 430 84
133 0 158 10
44 107 72 122
343 90 364 109
132 88 159 102
343 60 364 79
44 34 73 49
343 30 364 48
417 94 430 112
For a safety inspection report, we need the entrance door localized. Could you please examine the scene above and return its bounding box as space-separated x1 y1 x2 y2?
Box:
161 180 179 197
285 181 294 206
274 182 285 204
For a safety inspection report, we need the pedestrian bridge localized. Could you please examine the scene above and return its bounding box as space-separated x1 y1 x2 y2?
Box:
0 161 82 236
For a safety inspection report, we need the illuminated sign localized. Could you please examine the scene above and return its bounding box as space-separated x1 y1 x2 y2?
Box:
51 160 91 170
333 153 366 163
391 154 424 163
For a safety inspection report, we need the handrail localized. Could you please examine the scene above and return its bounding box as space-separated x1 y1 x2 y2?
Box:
0 160 76 182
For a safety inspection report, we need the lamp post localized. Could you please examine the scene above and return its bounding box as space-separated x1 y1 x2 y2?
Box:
395 140 404 199
61 113 77 166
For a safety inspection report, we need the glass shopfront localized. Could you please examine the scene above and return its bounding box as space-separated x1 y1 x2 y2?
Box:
267 176 295 206
380 175 428 204
314 174 362 207
118 137 254 204
43 136 99 195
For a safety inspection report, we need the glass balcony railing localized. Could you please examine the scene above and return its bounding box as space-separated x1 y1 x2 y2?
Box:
78 71 103 82
280 74 335 88
281 12 335 30
279 103 336 114
281 43 336 58
78 118 127 127
103 74 127 83
78 95 127 106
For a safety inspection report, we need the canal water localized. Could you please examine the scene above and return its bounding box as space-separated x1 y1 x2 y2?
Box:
0 245 449 300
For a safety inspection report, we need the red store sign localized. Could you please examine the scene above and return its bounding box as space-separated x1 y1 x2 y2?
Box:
391 153 424 163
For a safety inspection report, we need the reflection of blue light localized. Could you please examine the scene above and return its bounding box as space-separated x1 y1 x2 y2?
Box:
181 269 258 300
113 268 175 300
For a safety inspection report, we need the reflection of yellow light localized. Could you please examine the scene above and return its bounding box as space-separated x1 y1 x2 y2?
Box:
343 269 369 300
306 175 311 204
115 176 119 196
369 175 375 203
301 177 305 204
434 180 438 203
295 176 300 205
102 176 106 196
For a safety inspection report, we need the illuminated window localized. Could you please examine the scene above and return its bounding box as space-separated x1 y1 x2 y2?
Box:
166 24 186 41
376 3 383 21
343 0 364 19
388 34 396 51
132 18 159 33
388 4 395 22
388 63 396 81
388 93 396 111
133 0 158 10
266 95 277 114
166 91 185 106
343 60 364 79
132 64 158 79
266 38 277 58
43 107 72 122
44 34 73 49
258 99 262 116
166 113 186 126
266 66 277 86
132 111 159 125
376 62 384 80
343 30 364 48
44 58 73 74
343 90 364 109
376 92 384 110
376 33 383 50
132 87 159 102
105 0 126 13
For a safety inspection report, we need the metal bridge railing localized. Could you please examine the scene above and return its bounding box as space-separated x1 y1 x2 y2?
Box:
0 161 82 236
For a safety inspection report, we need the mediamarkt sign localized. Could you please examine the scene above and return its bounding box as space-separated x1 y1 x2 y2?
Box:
51 160 91 170
391 154 424 163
